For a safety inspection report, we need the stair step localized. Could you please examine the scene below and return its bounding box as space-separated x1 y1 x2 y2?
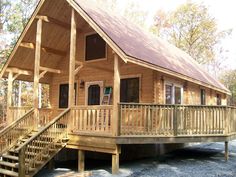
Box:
0 161 18 168
2 154 18 161
0 168 18 177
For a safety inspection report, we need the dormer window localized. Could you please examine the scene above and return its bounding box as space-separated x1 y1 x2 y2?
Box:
85 33 106 61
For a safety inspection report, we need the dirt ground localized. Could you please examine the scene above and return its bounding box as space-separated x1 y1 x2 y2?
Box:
36 140 236 177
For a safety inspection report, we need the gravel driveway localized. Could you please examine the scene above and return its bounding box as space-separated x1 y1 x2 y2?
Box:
36 140 236 177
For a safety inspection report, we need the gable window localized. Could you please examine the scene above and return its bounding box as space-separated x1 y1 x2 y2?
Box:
200 89 206 105
121 78 139 103
165 82 183 104
88 84 101 105
216 94 221 105
85 33 106 61
59 83 77 108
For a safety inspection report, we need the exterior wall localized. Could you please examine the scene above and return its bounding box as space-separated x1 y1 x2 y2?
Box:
48 29 227 112
49 29 154 113
153 71 227 106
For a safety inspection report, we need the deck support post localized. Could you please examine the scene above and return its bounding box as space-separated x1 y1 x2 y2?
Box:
48 158 55 170
225 141 229 161
68 8 76 108
6 71 13 125
113 54 120 136
112 145 120 174
78 150 85 172
33 18 42 129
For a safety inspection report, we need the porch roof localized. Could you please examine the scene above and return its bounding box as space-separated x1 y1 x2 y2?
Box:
73 0 229 94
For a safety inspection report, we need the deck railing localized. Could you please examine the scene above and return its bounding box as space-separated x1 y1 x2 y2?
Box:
39 108 54 127
119 103 236 137
0 109 34 155
9 106 32 122
70 105 113 135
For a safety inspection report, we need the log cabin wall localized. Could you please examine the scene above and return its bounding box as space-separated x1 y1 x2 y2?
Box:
49 29 154 113
153 71 227 105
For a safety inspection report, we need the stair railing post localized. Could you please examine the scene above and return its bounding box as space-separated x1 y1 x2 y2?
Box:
19 146 26 177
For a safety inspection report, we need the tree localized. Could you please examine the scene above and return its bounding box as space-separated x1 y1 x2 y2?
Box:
123 2 149 28
151 2 231 65
95 0 117 12
220 70 236 106
0 0 10 32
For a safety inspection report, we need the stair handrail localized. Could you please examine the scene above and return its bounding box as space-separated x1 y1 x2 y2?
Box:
16 108 70 176
0 108 34 155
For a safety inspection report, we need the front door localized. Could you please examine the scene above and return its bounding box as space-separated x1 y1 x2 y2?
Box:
85 81 103 105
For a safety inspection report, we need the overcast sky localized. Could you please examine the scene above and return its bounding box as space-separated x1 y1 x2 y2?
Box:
116 0 236 70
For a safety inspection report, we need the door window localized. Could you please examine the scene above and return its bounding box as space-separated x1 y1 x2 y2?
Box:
120 78 139 103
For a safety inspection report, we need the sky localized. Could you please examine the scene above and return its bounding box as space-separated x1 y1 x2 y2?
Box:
116 0 236 70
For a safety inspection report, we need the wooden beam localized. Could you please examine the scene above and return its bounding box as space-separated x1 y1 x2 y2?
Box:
6 67 33 76
33 18 42 128
113 54 120 136
75 65 83 75
20 42 67 57
7 72 13 125
40 66 61 74
39 70 47 79
68 9 77 107
225 141 229 161
13 73 20 81
36 15 71 30
36 15 83 33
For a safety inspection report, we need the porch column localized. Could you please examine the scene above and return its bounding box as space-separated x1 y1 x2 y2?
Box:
7 71 13 125
68 8 76 108
113 54 120 136
33 18 42 128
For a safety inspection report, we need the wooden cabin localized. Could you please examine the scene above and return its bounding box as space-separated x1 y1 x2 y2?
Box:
0 0 236 176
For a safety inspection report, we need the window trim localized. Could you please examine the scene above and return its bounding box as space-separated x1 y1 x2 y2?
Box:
121 74 142 103
164 81 183 104
58 81 78 110
85 81 104 106
84 32 107 62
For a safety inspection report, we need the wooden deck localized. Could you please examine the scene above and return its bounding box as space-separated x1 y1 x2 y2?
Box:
66 103 236 151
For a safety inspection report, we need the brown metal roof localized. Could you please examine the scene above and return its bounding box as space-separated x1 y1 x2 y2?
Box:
74 0 229 93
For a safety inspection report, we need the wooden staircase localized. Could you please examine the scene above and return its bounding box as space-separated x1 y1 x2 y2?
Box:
0 109 70 177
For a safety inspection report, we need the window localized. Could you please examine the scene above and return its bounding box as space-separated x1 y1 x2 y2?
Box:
88 85 101 105
165 85 172 104
121 78 139 103
174 86 181 104
165 83 183 104
85 33 106 61
216 94 221 105
200 89 206 105
59 83 77 108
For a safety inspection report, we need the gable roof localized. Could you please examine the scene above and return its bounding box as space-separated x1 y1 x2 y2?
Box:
71 0 229 94
0 0 230 94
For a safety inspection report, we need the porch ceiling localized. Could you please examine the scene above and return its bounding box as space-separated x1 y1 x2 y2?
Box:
1 0 88 83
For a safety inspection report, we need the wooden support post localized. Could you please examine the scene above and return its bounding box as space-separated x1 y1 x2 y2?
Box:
18 146 26 177
7 72 13 125
112 145 120 174
48 158 55 170
78 150 85 172
173 105 178 136
33 18 42 128
113 54 120 136
68 8 76 108
225 141 229 161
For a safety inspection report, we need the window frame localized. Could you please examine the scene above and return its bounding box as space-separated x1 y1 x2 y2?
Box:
200 89 206 105
164 81 183 105
84 32 107 62
58 82 78 109
120 74 142 103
